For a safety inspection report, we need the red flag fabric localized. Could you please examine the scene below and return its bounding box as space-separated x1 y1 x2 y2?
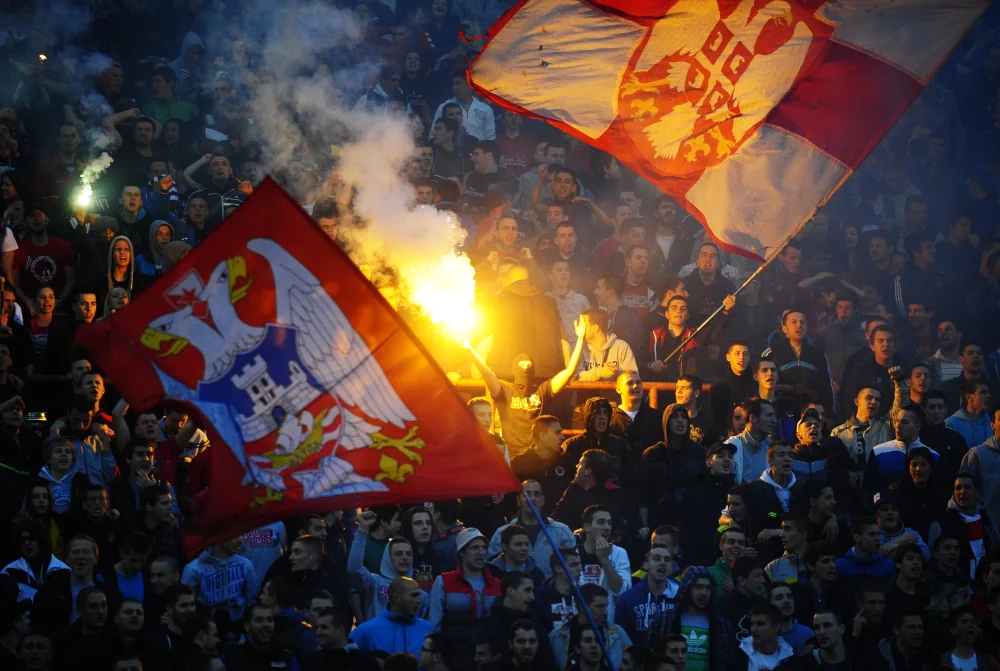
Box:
470 0 988 260
76 178 519 554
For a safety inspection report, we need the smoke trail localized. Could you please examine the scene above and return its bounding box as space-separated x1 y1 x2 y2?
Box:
233 0 478 329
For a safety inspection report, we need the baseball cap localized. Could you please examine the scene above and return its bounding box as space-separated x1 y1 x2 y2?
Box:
455 527 485 556
706 442 736 458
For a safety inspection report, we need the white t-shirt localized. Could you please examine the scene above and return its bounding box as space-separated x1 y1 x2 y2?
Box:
1 227 16 253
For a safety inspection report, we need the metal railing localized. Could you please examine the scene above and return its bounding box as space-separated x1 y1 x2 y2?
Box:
452 379 712 410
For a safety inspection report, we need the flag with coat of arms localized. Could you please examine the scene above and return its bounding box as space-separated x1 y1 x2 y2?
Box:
76 178 520 554
470 0 988 260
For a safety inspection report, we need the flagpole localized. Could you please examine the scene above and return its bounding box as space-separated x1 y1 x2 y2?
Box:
523 494 618 671
659 234 798 367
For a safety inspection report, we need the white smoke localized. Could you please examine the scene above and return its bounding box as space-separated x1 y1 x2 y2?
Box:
239 0 478 325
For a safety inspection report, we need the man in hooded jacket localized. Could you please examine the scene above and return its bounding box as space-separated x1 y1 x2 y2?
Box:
563 398 631 487
639 405 707 532
349 512 428 621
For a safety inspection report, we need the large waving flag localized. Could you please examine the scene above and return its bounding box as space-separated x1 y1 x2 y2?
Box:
77 178 519 553
471 0 988 260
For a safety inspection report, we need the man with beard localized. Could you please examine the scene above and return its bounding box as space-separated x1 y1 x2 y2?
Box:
594 275 645 359
146 585 197 668
488 481 575 579
683 242 738 323
648 196 693 277
562 397 630 485
463 317 586 458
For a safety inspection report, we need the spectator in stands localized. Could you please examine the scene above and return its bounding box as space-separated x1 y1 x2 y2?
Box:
594 274 644 358
946 379 993 448
939 341 999 414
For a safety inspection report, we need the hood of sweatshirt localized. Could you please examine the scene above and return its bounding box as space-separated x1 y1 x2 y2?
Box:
582 397 613 437
177 31 206 64
946 496 985 517
147 219 174 264
380 542 414 580
951 408 990 425
106 235 135 292
739 636 794 665
761 469 797 491
37 466 77 485
502 279 540 298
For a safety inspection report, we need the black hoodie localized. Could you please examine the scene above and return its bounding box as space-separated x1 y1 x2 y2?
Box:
638 406 707 510
562 398 630 485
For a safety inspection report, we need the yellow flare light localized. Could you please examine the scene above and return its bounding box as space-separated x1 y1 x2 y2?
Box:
406 254 478 339
38 54 47 61
76 185 93 208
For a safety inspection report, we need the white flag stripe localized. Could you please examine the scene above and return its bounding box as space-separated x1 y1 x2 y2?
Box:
471 0 646 138
686 124 848 258
817 0 989 82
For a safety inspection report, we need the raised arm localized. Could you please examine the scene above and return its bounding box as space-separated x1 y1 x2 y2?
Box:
550 317 588 395
183 154 212 189
462 337 502 398
103 108 140 153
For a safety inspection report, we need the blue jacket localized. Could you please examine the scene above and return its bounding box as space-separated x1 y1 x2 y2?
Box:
835 547 895 582
614 576 679 645
945 409 993 450
865 439 938 497
349 611 433 657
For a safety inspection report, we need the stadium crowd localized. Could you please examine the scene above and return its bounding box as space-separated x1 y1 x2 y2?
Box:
1 1 1000 670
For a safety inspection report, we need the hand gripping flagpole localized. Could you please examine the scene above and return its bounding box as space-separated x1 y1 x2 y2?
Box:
524 493 617 671
660 233 801 368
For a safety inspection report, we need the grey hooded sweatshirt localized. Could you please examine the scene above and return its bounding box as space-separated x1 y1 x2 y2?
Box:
348 530 428 620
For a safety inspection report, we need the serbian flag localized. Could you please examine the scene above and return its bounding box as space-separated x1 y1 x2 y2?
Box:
470 0 988 260
76 178 519 554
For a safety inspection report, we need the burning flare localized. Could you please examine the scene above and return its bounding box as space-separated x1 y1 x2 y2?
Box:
405 253 478 339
